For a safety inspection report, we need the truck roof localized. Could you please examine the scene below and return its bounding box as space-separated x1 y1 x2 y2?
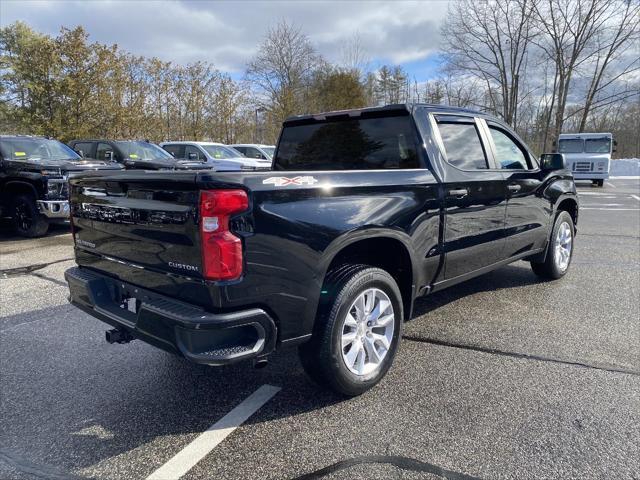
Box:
558 133 612 139
283 103 491 126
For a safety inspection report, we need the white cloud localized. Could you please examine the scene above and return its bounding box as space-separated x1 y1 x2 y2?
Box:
0 0 450 74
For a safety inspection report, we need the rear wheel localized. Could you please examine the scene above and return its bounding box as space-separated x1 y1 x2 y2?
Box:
12 195 49 238
530 210 574 279
299 265 403 396
593 179 604 187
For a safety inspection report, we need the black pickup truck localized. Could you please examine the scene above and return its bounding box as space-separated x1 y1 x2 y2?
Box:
65 104 578 395
0 135 123 237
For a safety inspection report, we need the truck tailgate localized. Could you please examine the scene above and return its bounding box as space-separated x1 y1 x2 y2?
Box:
70 170 206 279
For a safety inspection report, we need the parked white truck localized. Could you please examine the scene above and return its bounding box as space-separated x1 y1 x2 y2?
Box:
557 133 615 187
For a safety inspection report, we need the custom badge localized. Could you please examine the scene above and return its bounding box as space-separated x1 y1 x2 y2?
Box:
262 176 318 187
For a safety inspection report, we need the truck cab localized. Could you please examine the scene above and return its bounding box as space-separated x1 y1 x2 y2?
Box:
557 133 614 187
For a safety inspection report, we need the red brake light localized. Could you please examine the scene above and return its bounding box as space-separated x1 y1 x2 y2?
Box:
199 189 249 281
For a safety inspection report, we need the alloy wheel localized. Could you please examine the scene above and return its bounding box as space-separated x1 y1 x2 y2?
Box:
340 288 395 376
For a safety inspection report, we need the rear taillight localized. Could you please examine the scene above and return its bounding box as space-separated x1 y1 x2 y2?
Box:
199 189 249 281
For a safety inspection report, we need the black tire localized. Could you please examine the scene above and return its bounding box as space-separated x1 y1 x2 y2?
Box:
299 265 403 396
530 210 574 280
596 179 604 187
11 195 49 238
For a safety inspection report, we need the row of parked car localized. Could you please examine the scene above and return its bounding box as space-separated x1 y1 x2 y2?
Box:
68 139 275 171
0 135 275 237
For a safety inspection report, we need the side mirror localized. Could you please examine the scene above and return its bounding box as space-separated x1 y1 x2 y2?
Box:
613 139 617 153
540 153 566 171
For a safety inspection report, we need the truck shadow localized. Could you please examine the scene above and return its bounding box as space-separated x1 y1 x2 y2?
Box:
411 263 541 318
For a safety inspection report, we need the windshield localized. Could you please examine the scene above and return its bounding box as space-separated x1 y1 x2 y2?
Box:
202 144 242 159
262 147 275 158
0 138 80 162
585 138 611 153
558 139 584 153
115 141 173 161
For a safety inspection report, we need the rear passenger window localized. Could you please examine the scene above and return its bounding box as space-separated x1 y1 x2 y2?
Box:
437 121 488 170
274 114 421 170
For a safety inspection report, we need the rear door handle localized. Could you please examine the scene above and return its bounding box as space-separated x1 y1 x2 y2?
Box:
447 188 469 198
507 184 522 193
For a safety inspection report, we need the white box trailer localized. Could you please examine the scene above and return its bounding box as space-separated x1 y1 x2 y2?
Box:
557 133 614 187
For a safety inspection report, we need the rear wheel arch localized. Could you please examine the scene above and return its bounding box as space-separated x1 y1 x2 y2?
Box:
321 234 415 321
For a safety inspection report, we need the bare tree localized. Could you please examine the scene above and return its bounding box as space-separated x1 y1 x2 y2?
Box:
441 0 537 126
575 0 639 131
340 32 371 78
533 0 614 148
246 19 323 126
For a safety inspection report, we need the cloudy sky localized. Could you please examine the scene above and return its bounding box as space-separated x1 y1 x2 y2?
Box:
0 0 450 80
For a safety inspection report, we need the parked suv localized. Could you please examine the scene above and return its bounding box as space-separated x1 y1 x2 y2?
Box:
0 135 123 237
68 139 210 170
230 144 275 161
160 141 271 171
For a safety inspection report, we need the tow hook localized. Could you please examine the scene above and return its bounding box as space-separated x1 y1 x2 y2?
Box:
105 328 134 344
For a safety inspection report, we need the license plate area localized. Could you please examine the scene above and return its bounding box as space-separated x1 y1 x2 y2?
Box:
114 284 142 316
119 296 139 314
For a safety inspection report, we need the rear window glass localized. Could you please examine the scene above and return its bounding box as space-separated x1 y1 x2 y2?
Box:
274 115 421 171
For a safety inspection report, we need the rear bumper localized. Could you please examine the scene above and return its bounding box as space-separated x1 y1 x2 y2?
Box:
37 200 70 218
65 267 277 365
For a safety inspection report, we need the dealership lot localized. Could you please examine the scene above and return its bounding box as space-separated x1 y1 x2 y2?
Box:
1 179 638 480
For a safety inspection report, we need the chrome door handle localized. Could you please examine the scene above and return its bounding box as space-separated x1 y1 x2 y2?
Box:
447 188 469 198
507 184 522 193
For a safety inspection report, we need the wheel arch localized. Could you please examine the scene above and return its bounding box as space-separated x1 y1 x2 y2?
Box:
1 181 39 203
320 229 417 320
555 194 579 231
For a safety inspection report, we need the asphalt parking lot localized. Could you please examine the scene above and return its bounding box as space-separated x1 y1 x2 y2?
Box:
1 178 639 480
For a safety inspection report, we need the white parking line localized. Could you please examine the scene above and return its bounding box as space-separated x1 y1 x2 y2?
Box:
146 384 281 480
581 208 640 211
605 182 616 188
631 195 640 202
581 203 624 207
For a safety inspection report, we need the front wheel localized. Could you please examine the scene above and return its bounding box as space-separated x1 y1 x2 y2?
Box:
12 195 49 238
299 266 403 396
530 210 574 279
